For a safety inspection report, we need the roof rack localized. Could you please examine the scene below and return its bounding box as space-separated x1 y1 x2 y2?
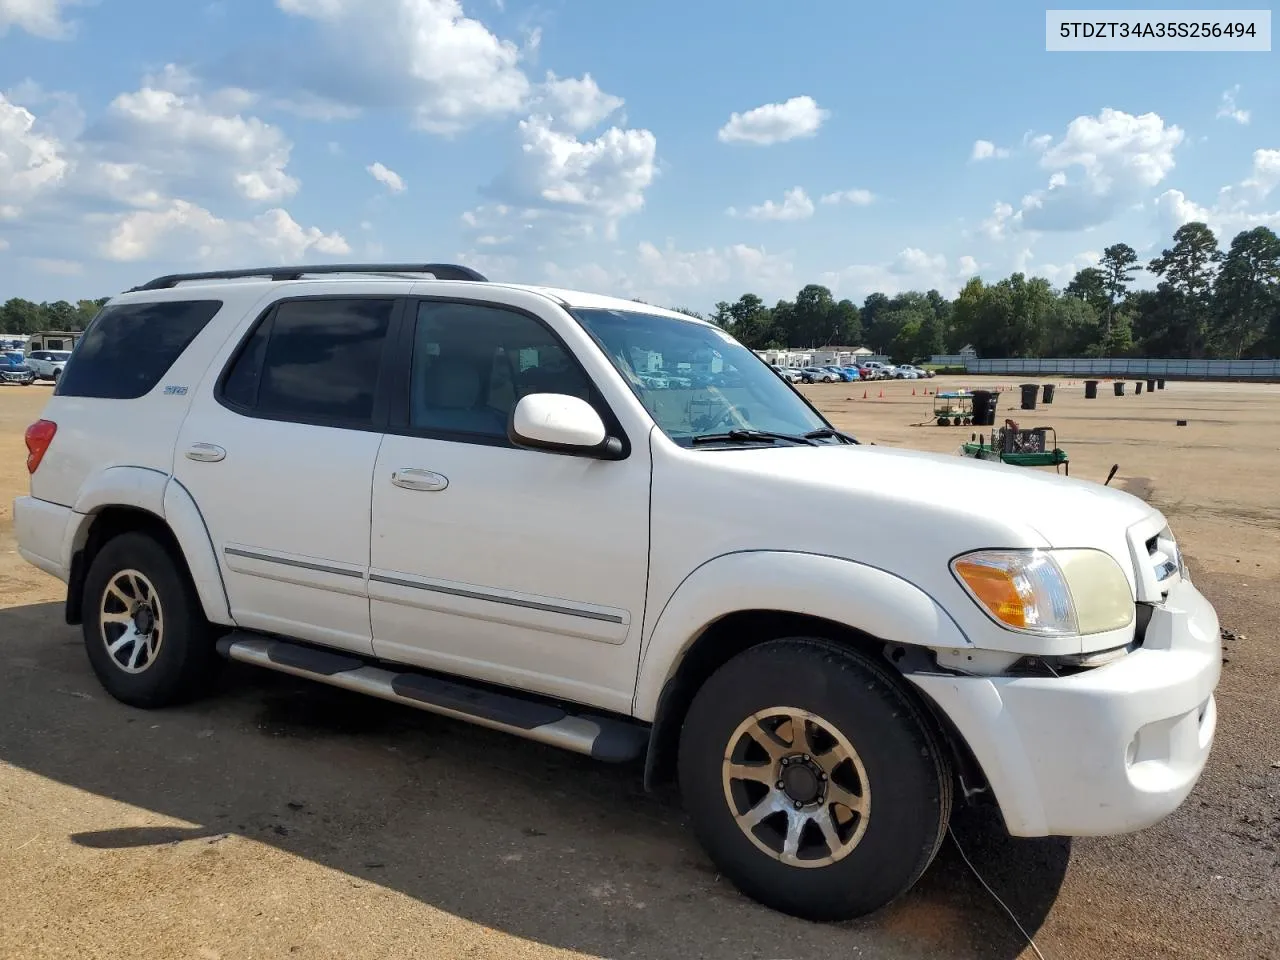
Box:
128 262 489 292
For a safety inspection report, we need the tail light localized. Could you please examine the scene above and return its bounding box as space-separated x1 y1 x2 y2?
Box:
25 419 57 474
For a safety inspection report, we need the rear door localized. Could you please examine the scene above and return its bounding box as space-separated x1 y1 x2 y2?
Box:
174 294 403 655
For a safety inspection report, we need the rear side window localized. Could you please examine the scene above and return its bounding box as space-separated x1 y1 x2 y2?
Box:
55 300 222 400
219 297 394 426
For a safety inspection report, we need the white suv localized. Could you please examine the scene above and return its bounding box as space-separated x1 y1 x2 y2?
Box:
14 263 1221 922
26 349 73 382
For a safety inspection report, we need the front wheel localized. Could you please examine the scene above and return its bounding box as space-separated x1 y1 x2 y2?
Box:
678 638 952 921
81 532 219 708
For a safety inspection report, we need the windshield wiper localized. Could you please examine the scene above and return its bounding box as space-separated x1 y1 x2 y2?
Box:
690 429 819 447
804 428 860 445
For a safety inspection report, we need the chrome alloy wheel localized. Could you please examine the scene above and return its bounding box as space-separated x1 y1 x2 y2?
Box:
99 568 165 674
721 707 871 868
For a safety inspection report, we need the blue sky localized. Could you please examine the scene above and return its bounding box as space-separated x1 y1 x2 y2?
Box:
0 0 1276 311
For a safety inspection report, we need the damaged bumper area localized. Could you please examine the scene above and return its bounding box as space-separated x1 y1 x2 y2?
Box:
909 578 1220 837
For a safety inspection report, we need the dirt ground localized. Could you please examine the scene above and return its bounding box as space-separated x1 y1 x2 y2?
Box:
1 376 1277 960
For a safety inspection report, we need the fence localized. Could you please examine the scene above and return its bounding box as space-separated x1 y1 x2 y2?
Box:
964 357 1280 380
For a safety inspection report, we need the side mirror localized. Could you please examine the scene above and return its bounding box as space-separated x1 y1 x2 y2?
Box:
508 393 625 459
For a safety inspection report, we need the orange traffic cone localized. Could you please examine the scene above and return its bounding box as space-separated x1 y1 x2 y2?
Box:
912 387 916 396
878 389 884 399
862 389 868 399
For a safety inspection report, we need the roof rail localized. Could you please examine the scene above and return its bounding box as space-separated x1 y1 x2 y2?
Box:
128 262 489 292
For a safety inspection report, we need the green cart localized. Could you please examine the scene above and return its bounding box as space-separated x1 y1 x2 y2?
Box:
961 421 1070 474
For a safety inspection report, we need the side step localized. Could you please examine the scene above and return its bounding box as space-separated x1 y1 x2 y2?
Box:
215 632 649 762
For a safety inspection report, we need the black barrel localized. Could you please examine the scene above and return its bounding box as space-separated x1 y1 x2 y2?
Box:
1146 378 1156 392
1085 379 1099 399
1114 381 1125 396
1157 378 1166 389
1134 380 1144 394
1019 383 1038 410
971 389 997 426
1042 383 1056 404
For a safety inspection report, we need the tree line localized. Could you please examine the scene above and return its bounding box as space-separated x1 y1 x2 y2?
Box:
672 222 1280 361
0 298 109 335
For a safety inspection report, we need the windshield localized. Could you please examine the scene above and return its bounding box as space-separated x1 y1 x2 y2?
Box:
573 307 833 446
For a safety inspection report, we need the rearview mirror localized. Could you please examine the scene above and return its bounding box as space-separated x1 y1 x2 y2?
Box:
509 393 624 459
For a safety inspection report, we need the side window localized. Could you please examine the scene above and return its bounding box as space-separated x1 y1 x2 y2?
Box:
55 300 222 400
220 298 394 426
409 301 594 440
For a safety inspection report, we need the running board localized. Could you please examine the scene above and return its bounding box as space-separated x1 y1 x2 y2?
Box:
215 633 649 762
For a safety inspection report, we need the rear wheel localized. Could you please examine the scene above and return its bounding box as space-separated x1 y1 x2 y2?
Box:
678 638 951 921
81 532 219 708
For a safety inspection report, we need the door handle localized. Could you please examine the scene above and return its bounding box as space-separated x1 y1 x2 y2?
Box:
185 443 226 462
391 468 449 492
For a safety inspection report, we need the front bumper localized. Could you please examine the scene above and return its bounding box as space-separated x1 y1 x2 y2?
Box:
2 372 34 384
910 578 1220 837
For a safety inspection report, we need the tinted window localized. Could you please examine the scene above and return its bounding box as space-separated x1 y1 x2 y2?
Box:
55 300 221 400
221 298 393 425
410 301 593 439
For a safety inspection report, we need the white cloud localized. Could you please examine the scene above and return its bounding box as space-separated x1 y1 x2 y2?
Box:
0 93 71 211
100 200 351 263
533 72 624 133
717 95 828 146
820 188 874 206
971 139 1010 161
979 201 1016 240
0 0 80 38
1156 149 1280 236
367 161 406 192
273 0 530 134
728 186 814 221
990 108 1185 235
100 71 300 203
821 248 979 300
475 112 657 241
1030 250 1101 285
636 240 794 292
1216 85 1250 125
0 84 349 277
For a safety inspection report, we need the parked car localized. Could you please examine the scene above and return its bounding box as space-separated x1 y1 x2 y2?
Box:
771 365 802 384
893 365 921 379
859 362 889 380
840 366 862 381
822 366 857 382
801 366 839 383
14 262 1221 924
0 351 35 386
26 349 73 383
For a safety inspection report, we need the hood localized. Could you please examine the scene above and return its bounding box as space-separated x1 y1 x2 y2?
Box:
678 442 1162 595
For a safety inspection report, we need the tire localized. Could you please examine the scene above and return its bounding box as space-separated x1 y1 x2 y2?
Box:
53 369 61 382
678 638 952 921
81 531 218 708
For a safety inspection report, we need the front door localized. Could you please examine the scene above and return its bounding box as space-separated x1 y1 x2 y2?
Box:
369 297 651 714
175 295 401 655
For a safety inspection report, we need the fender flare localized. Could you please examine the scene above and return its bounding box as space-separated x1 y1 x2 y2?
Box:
632 550 971 721
64 466 233 626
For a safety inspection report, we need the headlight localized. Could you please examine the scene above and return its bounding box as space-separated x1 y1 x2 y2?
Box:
951 548 1134 637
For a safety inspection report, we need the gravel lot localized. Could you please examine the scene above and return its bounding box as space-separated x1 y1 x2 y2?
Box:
1 376 1276 960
